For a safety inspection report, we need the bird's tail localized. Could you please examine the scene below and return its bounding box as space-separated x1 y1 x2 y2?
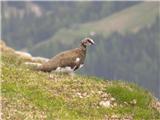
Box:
24 61 42 71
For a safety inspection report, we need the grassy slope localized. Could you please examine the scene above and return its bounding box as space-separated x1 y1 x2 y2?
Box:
31 2 159 52
1 46 160 120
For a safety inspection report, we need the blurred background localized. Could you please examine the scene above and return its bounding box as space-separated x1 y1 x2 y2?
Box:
1 1 160 99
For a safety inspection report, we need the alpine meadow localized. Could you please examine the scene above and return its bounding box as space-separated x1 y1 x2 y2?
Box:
1 1 160 119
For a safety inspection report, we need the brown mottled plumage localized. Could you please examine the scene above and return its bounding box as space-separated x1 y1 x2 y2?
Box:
36 37 95 73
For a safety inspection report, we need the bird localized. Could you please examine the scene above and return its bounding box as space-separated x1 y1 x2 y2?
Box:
35 37 95 75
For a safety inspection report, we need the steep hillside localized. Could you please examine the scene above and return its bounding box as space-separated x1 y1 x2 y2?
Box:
30 2 158 54
28 2 160 99
1 42 160 119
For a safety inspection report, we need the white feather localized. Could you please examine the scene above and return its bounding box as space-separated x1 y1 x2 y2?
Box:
79 64 84 68
75 58 80 63
55 67 61 72
55 66 73 73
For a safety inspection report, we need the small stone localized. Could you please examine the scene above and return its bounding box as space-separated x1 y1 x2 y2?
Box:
91 90 95 94
124 101 128 105
79 95 83 98
104 115 109 119
130 99 137 105
96 106 100 108
123 115 133 120
82 92 87 97
111 114 119 119
103 98 108 101
99 100 111 108
110 97 116 101
98 91 103 94
101 93 108 98
76 92 81 96
132 99 137 104
76 92 83 98
155 101 160 112
113 102 117 107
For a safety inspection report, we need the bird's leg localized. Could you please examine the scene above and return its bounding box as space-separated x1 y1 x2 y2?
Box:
49 73 54 79
48 71 56 79
69 72 75 78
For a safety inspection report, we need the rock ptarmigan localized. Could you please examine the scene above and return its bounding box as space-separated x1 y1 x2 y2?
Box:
36 37 95 74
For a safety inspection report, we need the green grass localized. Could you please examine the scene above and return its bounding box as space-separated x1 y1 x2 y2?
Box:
105 82 160 119
106 83 151 108
1 50 160 120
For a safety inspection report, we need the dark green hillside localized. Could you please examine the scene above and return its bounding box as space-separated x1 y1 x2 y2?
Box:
30 2 158 57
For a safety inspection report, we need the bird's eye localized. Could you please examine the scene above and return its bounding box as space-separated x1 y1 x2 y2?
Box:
87 39 92 44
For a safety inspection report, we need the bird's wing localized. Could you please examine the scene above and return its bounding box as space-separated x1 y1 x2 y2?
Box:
38 48 81 72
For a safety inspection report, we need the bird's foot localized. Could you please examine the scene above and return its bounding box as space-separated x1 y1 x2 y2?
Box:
48 74 54 79
68 72 76 78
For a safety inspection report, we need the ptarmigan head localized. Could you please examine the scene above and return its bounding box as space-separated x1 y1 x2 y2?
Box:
81 37 95 47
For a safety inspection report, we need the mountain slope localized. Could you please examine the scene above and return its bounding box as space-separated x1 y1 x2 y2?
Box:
1 42 160 119
30 2 159 55
2 1 140 50
28 2 160 100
